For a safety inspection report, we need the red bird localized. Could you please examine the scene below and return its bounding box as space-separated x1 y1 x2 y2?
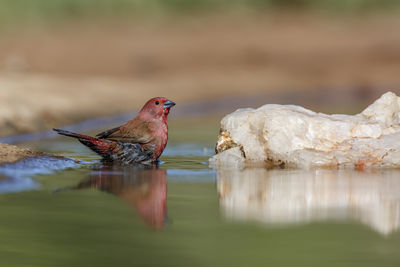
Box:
54 97 175 165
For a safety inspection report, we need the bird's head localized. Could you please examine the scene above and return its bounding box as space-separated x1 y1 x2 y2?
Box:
140 97 176 120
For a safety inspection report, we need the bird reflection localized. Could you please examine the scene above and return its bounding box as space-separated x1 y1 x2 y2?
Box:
217 168 400 235
71 163 167 230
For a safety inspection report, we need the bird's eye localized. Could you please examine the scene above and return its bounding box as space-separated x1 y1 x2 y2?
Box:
155 101 160 105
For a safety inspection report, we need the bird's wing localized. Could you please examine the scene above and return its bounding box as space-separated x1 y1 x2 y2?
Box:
101 119 154 144
96 126 121 139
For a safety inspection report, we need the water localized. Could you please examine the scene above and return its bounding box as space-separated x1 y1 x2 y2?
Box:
1 117 400 267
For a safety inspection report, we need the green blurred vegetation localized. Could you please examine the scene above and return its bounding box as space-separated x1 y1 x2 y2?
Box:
1 0 400 26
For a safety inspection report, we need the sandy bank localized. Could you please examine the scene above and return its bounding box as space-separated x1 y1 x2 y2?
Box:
0 143 38 164
1 15 400 136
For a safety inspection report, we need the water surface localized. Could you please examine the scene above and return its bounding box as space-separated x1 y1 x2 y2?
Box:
1 117 400 267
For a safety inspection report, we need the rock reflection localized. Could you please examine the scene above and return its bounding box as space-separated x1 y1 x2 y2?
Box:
217 168 400 235
73 164 167 230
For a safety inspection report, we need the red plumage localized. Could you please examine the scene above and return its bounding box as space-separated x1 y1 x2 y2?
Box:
54 97 175 164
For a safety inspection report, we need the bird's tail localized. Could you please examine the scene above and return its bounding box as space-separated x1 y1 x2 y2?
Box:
53 128 116 156
53 128 92 139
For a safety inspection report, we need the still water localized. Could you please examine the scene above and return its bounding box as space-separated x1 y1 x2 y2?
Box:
0 118 400 267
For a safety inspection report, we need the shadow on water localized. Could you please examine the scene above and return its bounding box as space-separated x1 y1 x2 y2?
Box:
57 164 168 230
217 168 400 235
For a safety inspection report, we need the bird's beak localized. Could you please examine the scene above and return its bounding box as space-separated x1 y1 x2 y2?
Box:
164 100 176 109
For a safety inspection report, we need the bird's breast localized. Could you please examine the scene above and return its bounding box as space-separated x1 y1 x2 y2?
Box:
152 122 168 159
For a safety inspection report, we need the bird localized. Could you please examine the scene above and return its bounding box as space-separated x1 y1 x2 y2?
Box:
53 97 175 165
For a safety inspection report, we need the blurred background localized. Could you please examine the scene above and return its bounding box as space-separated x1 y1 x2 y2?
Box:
2 2 400 267
1 0 400 135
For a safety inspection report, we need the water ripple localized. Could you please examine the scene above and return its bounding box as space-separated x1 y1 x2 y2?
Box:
0 156 80 193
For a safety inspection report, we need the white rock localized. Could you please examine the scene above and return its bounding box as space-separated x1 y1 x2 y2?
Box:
210 91 400 169
208 147 246 168
217 168 400 235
